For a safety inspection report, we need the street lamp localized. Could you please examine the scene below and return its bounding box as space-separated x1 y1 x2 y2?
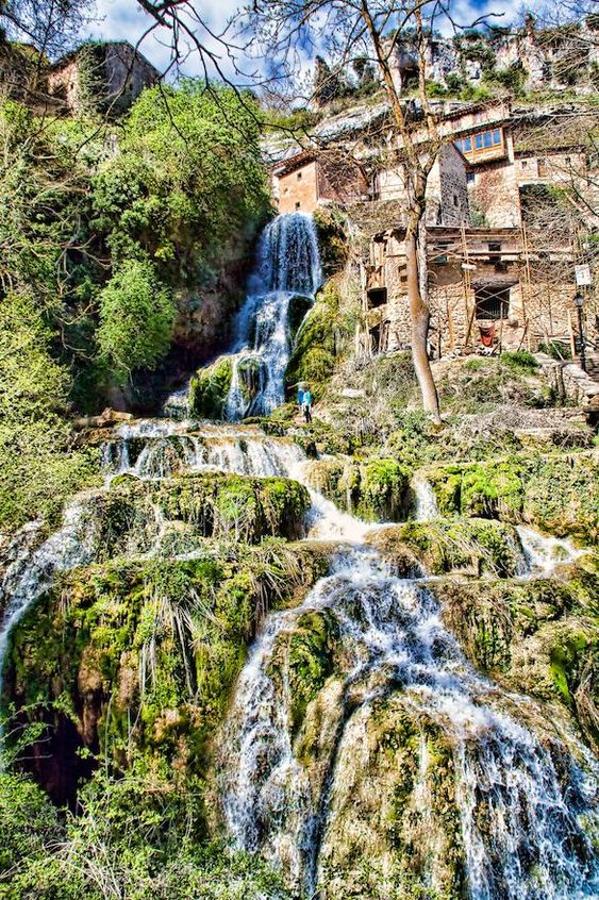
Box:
574 292 587 372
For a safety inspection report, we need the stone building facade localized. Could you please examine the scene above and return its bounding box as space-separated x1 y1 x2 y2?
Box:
271 150 370 214
268 95 598 360
47 41 158 116
363 225 598 357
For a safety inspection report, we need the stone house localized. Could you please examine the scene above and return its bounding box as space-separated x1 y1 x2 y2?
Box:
47 41 159 116
362 224 597 357
272 141 469 224
271 149 370 214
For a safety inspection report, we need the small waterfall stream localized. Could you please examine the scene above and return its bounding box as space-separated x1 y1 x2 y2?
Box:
225 212 321 420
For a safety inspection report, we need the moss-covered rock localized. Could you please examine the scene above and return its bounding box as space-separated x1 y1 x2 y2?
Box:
426 450 599 542
95 471 311 551
285 279 356 399
3 541 334 803
267 608 339 739
369 518 524 577
431 561 599 751
306 456 410 522
189 356 233 419
317 696 466 899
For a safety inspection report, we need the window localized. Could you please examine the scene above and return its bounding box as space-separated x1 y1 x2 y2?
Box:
467 172 475 185
475 284 510 320
460 129 503 158
521 159 528 168
367 287 387 309
295 201 301 210
297 171 302 180
488 242 501 253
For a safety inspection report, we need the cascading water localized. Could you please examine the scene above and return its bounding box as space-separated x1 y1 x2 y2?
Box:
216 453 598 898
225 212 321 420
219 546 598 898
0 499 97 712
412 473 439 521
0 409 596 894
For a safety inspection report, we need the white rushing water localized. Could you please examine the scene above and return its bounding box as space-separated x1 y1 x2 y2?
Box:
215 449 598 897
0 499 97 712
0 193 594 896
412 472 439 521
0 414 596 897
225 212 321 420
220 545 598 898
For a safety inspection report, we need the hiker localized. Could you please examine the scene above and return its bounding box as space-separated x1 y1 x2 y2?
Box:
296 384 304 413
303 387 313 423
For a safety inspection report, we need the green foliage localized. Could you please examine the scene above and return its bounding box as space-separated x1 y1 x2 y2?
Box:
0 291 98 531
501 350 539 372
5 540 326 785
97 258 175 378
384 518 524 577
92 82 270 282
0 772 60 876
307 456 409 521
0 766 291 899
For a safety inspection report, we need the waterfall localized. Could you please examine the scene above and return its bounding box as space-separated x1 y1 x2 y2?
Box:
219 547 598 898
0 409 597 894
412 473 439 521
225 212 321 421
0 499 97 715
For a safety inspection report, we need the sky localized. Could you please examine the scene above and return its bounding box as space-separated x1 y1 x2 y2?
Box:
88 0 523 82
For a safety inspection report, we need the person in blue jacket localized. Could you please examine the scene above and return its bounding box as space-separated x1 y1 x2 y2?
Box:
303 387 312 423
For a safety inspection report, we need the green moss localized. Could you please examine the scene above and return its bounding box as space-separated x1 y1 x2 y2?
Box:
460 459 524 520
381 518 523 577
3 541 333 778
425 450 599 542
100 471 311 547
307 456 409 522
432 574 599 751
189 356 232 419
267 609 338 738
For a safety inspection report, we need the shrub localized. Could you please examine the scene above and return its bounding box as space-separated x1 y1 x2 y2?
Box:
97 258 175 379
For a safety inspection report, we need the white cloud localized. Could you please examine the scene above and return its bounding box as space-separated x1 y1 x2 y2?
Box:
87 0 245 80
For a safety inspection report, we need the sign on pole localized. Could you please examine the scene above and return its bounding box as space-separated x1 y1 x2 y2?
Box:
575 264 592 287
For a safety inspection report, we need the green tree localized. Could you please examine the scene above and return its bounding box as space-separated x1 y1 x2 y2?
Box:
97 259 175 378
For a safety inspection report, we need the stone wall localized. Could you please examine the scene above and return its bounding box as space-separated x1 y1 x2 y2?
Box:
48 42 158 116
104 43 158 114
539 356 599 407
47 58 80 111
469 158 521 228
428 144 469 227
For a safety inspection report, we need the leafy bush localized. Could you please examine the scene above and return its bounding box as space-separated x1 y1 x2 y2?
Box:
0 292 98 531
97 258 175 378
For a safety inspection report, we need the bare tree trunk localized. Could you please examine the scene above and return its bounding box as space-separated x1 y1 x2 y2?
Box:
405 228 441 423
